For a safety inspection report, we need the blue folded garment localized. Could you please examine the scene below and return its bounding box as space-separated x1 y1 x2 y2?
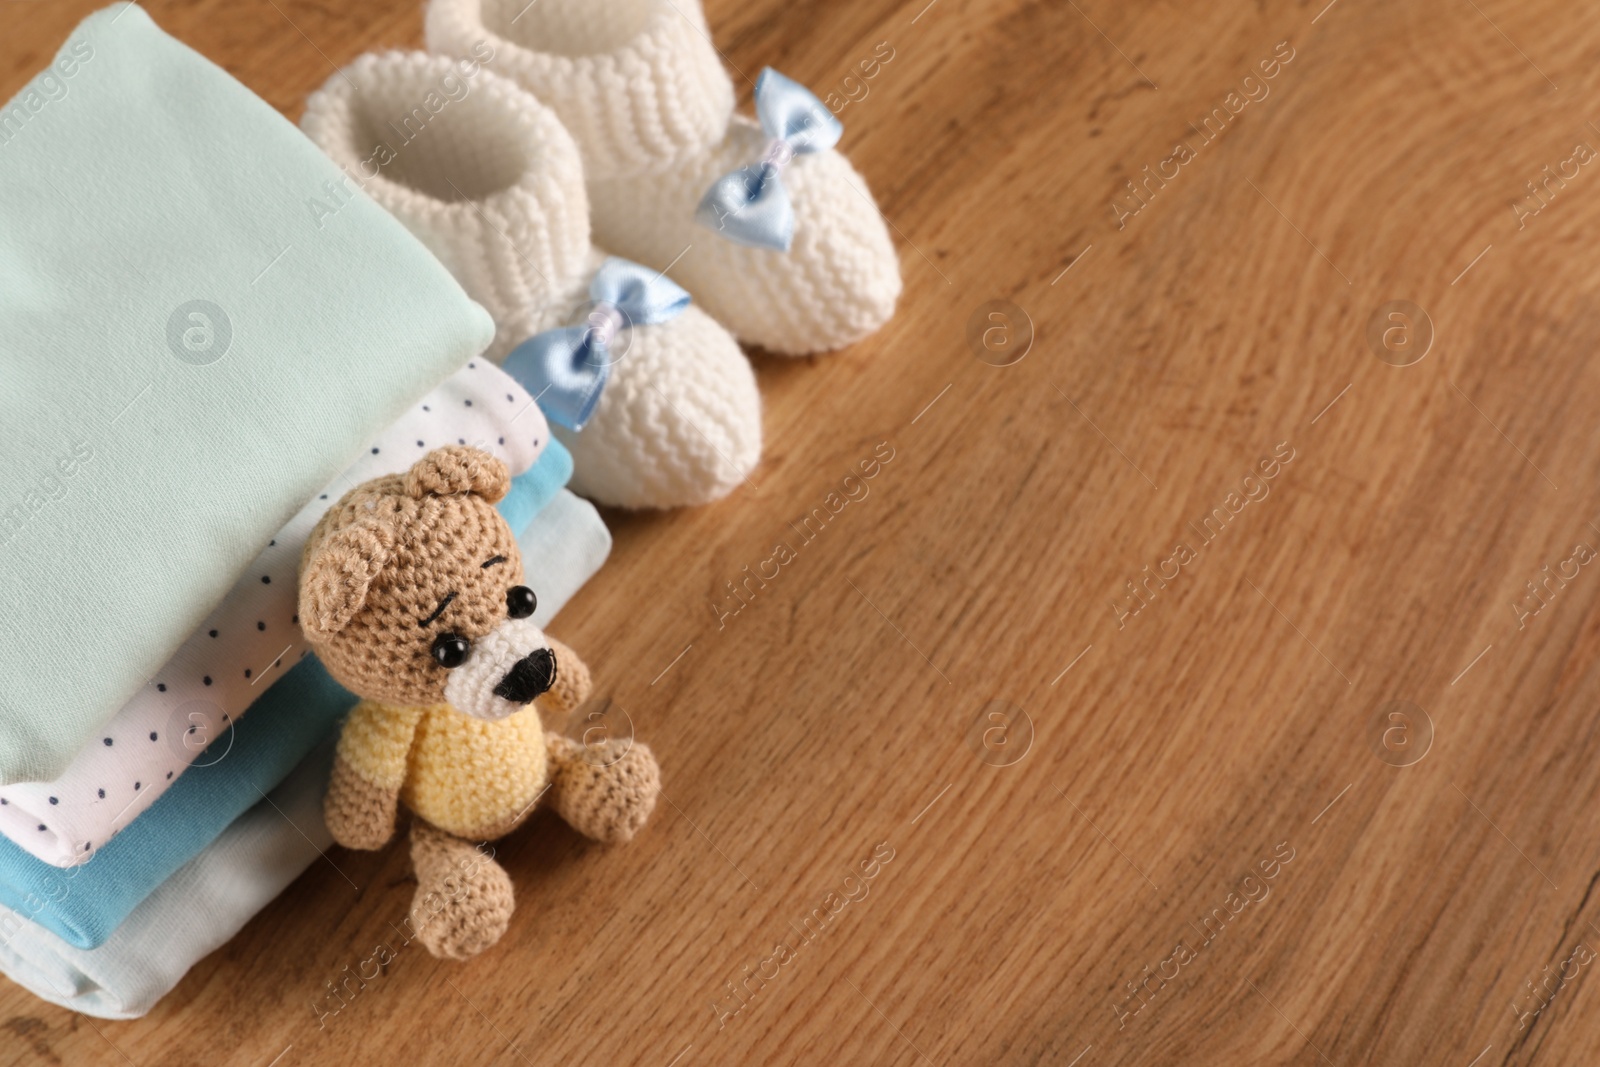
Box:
0 736 340 1019
0 460 566 950
0 3 495 785
498 437 574 533
0 656 351 949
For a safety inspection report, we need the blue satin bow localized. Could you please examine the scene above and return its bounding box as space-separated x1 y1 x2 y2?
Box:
695 68 844 252
502 257 690 430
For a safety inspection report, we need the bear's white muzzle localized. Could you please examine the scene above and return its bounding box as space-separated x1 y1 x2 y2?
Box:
443 617 557 721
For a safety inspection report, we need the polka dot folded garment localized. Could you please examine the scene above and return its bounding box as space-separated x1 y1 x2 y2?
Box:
0 359 548 867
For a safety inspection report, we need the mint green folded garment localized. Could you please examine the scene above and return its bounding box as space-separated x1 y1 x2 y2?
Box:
0 488 612 1016
0 4 495 785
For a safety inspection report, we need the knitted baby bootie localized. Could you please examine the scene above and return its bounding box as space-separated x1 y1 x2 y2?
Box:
300 51 761 509
425 0 903 356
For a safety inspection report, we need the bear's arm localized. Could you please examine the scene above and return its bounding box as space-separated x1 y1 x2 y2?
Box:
539 636 593 715
324 699 424 850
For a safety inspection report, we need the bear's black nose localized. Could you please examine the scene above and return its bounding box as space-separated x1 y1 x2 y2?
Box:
493 647 556 705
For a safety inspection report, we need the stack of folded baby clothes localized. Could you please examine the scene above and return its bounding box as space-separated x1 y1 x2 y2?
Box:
0 5 613 1017
0 0 904 1018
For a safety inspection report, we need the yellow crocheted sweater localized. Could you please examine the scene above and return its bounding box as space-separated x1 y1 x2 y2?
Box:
336 698 550 838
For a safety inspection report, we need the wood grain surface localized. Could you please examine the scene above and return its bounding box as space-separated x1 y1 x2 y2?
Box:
6 0 1600 1063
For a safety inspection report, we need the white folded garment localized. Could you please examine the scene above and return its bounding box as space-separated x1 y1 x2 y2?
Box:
0 488 610 1017
0 360 548 867
512 489 614 624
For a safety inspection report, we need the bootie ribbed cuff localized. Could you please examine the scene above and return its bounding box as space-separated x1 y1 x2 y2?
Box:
425 0 734 180
300 51 593 358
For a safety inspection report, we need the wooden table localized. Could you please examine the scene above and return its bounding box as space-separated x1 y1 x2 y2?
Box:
5 0 1600 1063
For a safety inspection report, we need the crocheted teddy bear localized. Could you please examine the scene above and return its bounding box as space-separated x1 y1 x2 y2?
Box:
297 444 658 960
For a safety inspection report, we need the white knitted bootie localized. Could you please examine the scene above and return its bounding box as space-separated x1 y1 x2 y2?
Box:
300 51 761 509
425 0 903 356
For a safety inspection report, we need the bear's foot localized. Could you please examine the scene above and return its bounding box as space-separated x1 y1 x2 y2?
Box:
408 819 515 960
547 735 660 844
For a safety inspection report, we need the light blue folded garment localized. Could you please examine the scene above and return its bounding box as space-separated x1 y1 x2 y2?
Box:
0 656 350 949
0 489 611 1015
0 736 339 1020
498 438 574 536
0 3 495 786
0 465 569 950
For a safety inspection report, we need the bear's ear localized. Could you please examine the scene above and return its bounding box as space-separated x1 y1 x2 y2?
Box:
404 445 509 503
299 515 395 637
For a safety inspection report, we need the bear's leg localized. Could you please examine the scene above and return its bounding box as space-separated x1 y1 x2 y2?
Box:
408 819 515 960
546 734 660 844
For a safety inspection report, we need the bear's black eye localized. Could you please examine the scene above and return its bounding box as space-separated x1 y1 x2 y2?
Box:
431 633 470 669
506 585 537 620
